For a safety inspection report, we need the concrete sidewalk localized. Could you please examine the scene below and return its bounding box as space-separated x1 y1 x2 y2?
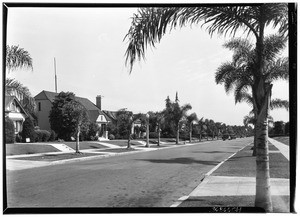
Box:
172 138 290 212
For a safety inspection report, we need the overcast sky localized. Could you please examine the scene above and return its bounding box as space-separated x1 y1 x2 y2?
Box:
6 6 289 126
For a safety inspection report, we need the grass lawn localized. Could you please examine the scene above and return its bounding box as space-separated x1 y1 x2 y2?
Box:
272 137 289 146
13 152 101 162
102 140 142 147
213 143 289 179
53 141 109 150
98 148 138 153
6 143 60 156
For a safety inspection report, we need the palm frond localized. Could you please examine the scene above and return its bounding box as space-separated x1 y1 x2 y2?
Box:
263 34 287 62
270 98 289 111
6 45 33 72
235 89 253 106
265 57 289 82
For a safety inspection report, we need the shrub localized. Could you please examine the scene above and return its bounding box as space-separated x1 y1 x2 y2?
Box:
149 132 158 138
15 132 22 143
41 130 51 142
34 130 51 142
109 134 115 140
21 117 36 143
5 117 15 144
49 130 57 141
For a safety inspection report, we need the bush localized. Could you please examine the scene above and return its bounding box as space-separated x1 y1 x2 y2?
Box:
21 117 36 143
5 117 15 144
149 132 158 138
109 134 115 140
49 130 57 141
34 130 51 142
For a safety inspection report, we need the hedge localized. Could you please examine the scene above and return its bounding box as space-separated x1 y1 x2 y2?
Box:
5 117 15 144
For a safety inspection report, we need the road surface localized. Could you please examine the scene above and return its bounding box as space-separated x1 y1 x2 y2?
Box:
6 138 252 208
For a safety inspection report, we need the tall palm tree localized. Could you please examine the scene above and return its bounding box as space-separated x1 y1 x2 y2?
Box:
173 103 192 144
198 117 205 142
216 36 288 157
187 113 198 143
153 111 165 146
124 4 288 211
6 45 33 73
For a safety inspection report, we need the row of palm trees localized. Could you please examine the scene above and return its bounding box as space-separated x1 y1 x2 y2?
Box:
123 4 289 212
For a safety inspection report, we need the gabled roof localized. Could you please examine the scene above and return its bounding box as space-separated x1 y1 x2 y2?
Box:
34 90 108 122
5 95 29 117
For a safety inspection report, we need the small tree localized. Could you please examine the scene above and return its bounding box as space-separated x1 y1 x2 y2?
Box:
63 100 89 153
21 117 36 142
5 117 15 144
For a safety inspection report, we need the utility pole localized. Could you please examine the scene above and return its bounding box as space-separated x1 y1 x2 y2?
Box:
54 57 57 93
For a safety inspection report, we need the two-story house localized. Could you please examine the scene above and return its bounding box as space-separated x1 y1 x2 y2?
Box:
34 90 110 139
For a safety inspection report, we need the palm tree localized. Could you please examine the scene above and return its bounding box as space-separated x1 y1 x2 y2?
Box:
153 111 165 146
6 45 35 118
198 117 205 142
6 45 33 73
187 113 198 143
215 122 222 140
216 36 289 157
124 4 288 211
173 103 192 144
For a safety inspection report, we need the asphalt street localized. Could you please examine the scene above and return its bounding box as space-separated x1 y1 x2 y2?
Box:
6 137 252 208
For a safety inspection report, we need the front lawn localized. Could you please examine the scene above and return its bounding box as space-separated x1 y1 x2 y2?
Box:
56 141 109 150
6 144 60 156
98 148 138 153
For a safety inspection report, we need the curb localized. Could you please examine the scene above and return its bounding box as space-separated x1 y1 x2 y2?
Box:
170 142 252 207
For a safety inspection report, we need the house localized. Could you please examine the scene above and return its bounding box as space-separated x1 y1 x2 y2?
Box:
5 96 29 134
34 90 110 139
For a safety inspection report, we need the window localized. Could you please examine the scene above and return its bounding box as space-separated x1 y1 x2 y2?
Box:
38 102 41 111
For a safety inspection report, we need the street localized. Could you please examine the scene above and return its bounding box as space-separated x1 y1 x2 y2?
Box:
6 138 252 207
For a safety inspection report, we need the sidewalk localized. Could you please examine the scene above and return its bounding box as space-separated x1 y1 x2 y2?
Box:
172 138 290 213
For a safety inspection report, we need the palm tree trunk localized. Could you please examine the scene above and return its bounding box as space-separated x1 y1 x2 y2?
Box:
199 127 202 142
76 125 80 153
127 131 131 149
254 81 273 212
157 125 160 147
189 123 192 143
255 118 272 212
176 123 179 144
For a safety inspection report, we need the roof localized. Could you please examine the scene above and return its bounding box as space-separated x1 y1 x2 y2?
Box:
102 110 118 122
5 95 29 117
34 90 108 122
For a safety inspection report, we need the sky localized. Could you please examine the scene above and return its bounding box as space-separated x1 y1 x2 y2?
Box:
5 6 289 126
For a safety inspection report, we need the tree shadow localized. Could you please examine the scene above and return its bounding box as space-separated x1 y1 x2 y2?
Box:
138 157 220 165
193 151 234 154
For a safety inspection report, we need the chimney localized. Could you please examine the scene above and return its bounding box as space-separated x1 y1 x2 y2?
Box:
96 95 102 110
